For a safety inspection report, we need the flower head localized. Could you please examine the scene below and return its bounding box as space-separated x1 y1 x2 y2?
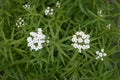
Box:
44 7 54 16
16 17 25 28
23 4 30 10
95 48 107 61
71 31 90 53
27 28 49 51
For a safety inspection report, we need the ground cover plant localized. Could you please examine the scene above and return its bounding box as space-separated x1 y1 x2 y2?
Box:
0 0 120 80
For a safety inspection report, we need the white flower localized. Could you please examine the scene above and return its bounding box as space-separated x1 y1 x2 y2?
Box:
77 45 82 50
56 1 61 8
95 48 107 61
103 53 107 56
27 37 32 42
81 45 90 50
38 28 42 34
98 10 102 14
99 52 103 57
81 33 86 39
76 32 80 35
23 4 30 10
72 35 77 43
79 31 84 36
71 43 78 49
97 10 103 17
16 17 25 27
86 34 90 39
27 28 49 51
101 48 104 52
77 38 83 43
107 24 111 29
44 7 54 16
71 31 90 53
96 51 99 55
30 32 38 38
85 45 90 49
46 40 50 43
84 39 90 44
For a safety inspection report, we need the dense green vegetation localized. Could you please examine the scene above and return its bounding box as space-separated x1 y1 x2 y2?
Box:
0 0 120 80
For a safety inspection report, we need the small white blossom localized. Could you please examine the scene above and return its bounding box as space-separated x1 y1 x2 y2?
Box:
84 39 90 44
16 17 25 28
86 34 90 39
81 34 87 39
96 51 99 55
98 10 102 14
107 24 111 29
23 4 30 10
72 35 77 43
27 37 32 42
101 48 104 52
30 32 38 38
56 1 61 8
27 28 49 51
95 48 107 61
97 10 103 17
76 32 80 35
44 7 54 16
71 31 90 53
46 40 50 43
71 43 78 49
77 45 82 50
99 52 103 57
77 38 83 43
79 31 84 36
85 45 90 49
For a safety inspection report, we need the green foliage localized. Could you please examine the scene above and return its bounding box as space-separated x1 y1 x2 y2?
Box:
0 0 120 80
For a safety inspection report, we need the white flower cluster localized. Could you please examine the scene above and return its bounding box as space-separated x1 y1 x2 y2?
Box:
56 1 61 8
71 31 90 53
16 17 25 28
27 28 49 51
95 48 107 61
23 4 30 10
44 7 53 16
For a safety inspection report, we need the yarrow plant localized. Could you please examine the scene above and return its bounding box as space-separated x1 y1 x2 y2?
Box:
1 0 120 79
27 28 49 51
23 4 30 10
16 17 25 28
71 31 90 53
95 48 107 61
44 7 54 16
